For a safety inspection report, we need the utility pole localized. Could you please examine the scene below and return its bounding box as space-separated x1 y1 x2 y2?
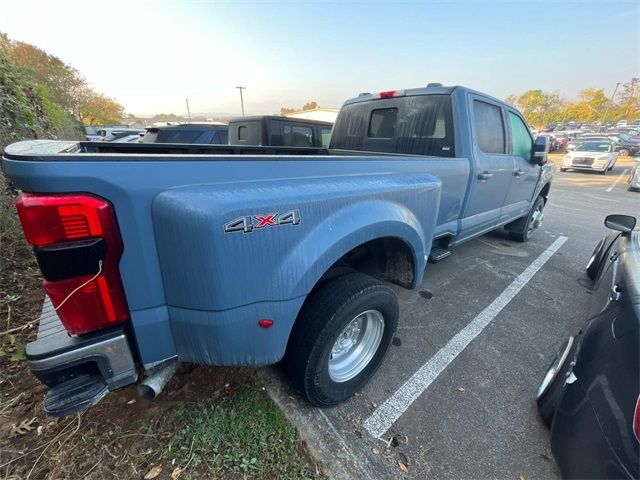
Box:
185 98 192 122
236 86 246 116
599 82 620 130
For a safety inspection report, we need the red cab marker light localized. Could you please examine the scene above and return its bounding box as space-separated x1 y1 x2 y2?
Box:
258 319 274 328
378 90 405 99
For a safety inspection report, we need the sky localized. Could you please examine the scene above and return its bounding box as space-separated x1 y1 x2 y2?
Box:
1 0 638 116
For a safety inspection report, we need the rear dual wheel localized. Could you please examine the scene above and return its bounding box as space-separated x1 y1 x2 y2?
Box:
285 273 399 406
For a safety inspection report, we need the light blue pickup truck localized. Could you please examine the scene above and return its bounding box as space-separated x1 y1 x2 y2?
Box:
1 84 553 416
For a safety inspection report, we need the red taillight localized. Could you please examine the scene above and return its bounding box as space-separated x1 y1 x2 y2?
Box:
15 193 129 335
16 194 108 246
378 90 405 99
634 394 640 443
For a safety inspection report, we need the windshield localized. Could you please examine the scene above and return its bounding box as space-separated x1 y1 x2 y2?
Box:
575 142 611 152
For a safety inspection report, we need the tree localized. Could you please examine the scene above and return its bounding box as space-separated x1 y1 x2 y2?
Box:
0 33 84 114
562 88 608 122
614 78 640 121
279 101 320 116
302 101 318 111
505 90 565 127
77 88 124 125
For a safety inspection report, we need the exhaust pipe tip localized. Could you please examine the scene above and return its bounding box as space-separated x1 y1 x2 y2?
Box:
137 360 178 401
137 383 158 401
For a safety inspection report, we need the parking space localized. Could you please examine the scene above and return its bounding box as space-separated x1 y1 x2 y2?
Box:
263 156 640 479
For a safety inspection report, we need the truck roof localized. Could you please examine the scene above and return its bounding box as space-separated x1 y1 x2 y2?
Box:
228 115 334 127
343 85 508 109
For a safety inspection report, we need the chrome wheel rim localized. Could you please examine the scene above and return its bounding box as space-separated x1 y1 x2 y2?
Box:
328 310 385 383
537 336 574 400
528 204 544 235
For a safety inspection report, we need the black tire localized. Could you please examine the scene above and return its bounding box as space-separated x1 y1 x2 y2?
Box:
285 272 399 406
509 196 545 243
560 168 567 172
619 148 629 157
586 239 604 280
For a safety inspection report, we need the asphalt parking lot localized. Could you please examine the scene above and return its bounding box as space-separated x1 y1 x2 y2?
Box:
264 155 640 479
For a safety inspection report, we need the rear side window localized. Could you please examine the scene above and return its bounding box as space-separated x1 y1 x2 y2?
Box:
369 108 397 138
283 125 313 147
211 130 228 144
156 130 202 143
320 127 332 148
330 94 455 157
237 126 247 141
508 112 533 160
473 100 505 154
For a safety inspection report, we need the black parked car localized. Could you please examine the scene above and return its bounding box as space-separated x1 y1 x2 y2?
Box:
608 133 640 156
537 214 639 479
140 123 229 144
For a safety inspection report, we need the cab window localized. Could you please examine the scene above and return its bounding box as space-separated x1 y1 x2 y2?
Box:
320 127 332 148
283 125 313 147
473 100 505 154
509 112 533 160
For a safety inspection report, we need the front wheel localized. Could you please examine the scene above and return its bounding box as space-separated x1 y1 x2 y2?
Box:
619 148 629 157
509 196 545 243
285 273 399 406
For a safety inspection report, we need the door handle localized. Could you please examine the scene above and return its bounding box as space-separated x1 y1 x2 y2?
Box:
514 169 525 177
478 171 494 180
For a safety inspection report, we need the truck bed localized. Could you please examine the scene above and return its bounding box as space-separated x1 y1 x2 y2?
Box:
3 139 470 367
4 140 414 159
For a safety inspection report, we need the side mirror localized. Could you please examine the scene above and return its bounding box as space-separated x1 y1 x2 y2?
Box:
532 136 549 165
605 214 636 235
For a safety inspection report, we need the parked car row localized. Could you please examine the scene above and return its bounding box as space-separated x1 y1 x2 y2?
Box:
88 117 335 148
546 119 640 132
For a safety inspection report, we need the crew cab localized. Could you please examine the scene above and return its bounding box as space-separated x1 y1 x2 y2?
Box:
228 115 333 147
1 85 553 416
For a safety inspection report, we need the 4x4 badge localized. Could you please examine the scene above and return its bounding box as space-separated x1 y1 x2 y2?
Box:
224 210 301 234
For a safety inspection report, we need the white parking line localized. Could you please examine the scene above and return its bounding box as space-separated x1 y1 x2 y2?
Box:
363 236 568 438
606 169 629 192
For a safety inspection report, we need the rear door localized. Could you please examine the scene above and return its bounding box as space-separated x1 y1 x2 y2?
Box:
460 96 513 239
501 110 539 223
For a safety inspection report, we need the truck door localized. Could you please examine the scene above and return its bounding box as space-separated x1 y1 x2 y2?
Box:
501 110 539 223
460 96 513 239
